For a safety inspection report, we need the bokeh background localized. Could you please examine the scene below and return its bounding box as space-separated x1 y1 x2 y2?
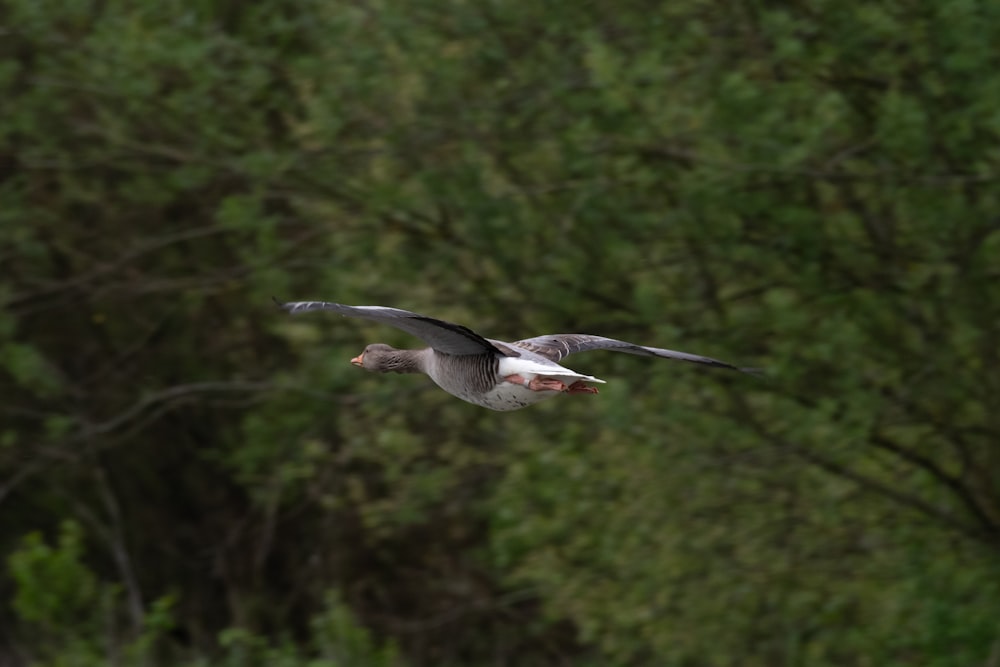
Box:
2 1 999 665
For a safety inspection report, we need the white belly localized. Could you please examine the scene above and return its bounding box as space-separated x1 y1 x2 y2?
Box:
470 357 605 411
496 356 605 383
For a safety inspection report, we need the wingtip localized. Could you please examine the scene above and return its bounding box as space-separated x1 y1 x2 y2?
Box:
271 296 288 310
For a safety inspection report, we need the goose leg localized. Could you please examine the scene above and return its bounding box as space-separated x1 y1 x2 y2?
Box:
566 380 599 395
504 374 568 392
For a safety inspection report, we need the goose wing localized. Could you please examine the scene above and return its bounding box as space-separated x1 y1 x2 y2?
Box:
275 299 517 357
510 334 754 373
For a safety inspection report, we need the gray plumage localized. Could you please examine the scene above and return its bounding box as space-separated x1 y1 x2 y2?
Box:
357 343 501 398
276 300 517 357
274 298 755 410
509 334 753 372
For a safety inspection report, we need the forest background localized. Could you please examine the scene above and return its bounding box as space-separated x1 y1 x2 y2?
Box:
2 1 999 665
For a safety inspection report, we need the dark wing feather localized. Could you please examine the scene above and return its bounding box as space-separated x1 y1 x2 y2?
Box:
274 299 518 357
510 334 755 373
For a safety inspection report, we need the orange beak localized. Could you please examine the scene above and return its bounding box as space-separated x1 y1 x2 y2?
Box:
350 352 364 367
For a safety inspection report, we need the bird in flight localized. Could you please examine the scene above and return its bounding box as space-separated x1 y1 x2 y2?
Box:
275 299 755 411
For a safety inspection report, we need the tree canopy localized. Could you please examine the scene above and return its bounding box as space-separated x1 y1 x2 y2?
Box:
2 1 999 665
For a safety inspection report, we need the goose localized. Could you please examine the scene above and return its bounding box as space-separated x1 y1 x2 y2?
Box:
274 299 755 411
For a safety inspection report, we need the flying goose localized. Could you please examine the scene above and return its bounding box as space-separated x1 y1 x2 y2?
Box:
275 299 755 411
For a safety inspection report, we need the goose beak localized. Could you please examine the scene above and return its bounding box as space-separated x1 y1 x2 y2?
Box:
350 353 364 367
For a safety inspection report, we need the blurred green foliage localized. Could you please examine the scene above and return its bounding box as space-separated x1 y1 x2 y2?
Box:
2 0 999 665
7 521 399 667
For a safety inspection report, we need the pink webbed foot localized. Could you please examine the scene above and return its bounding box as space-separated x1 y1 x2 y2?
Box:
529 377 568 392
503 374 568 392
566 380 599 395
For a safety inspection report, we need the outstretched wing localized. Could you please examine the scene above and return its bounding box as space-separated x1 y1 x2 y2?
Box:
509 334 755 373
274 299 518 357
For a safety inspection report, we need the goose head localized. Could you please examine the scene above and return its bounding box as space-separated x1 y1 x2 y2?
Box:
350 344 423 374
